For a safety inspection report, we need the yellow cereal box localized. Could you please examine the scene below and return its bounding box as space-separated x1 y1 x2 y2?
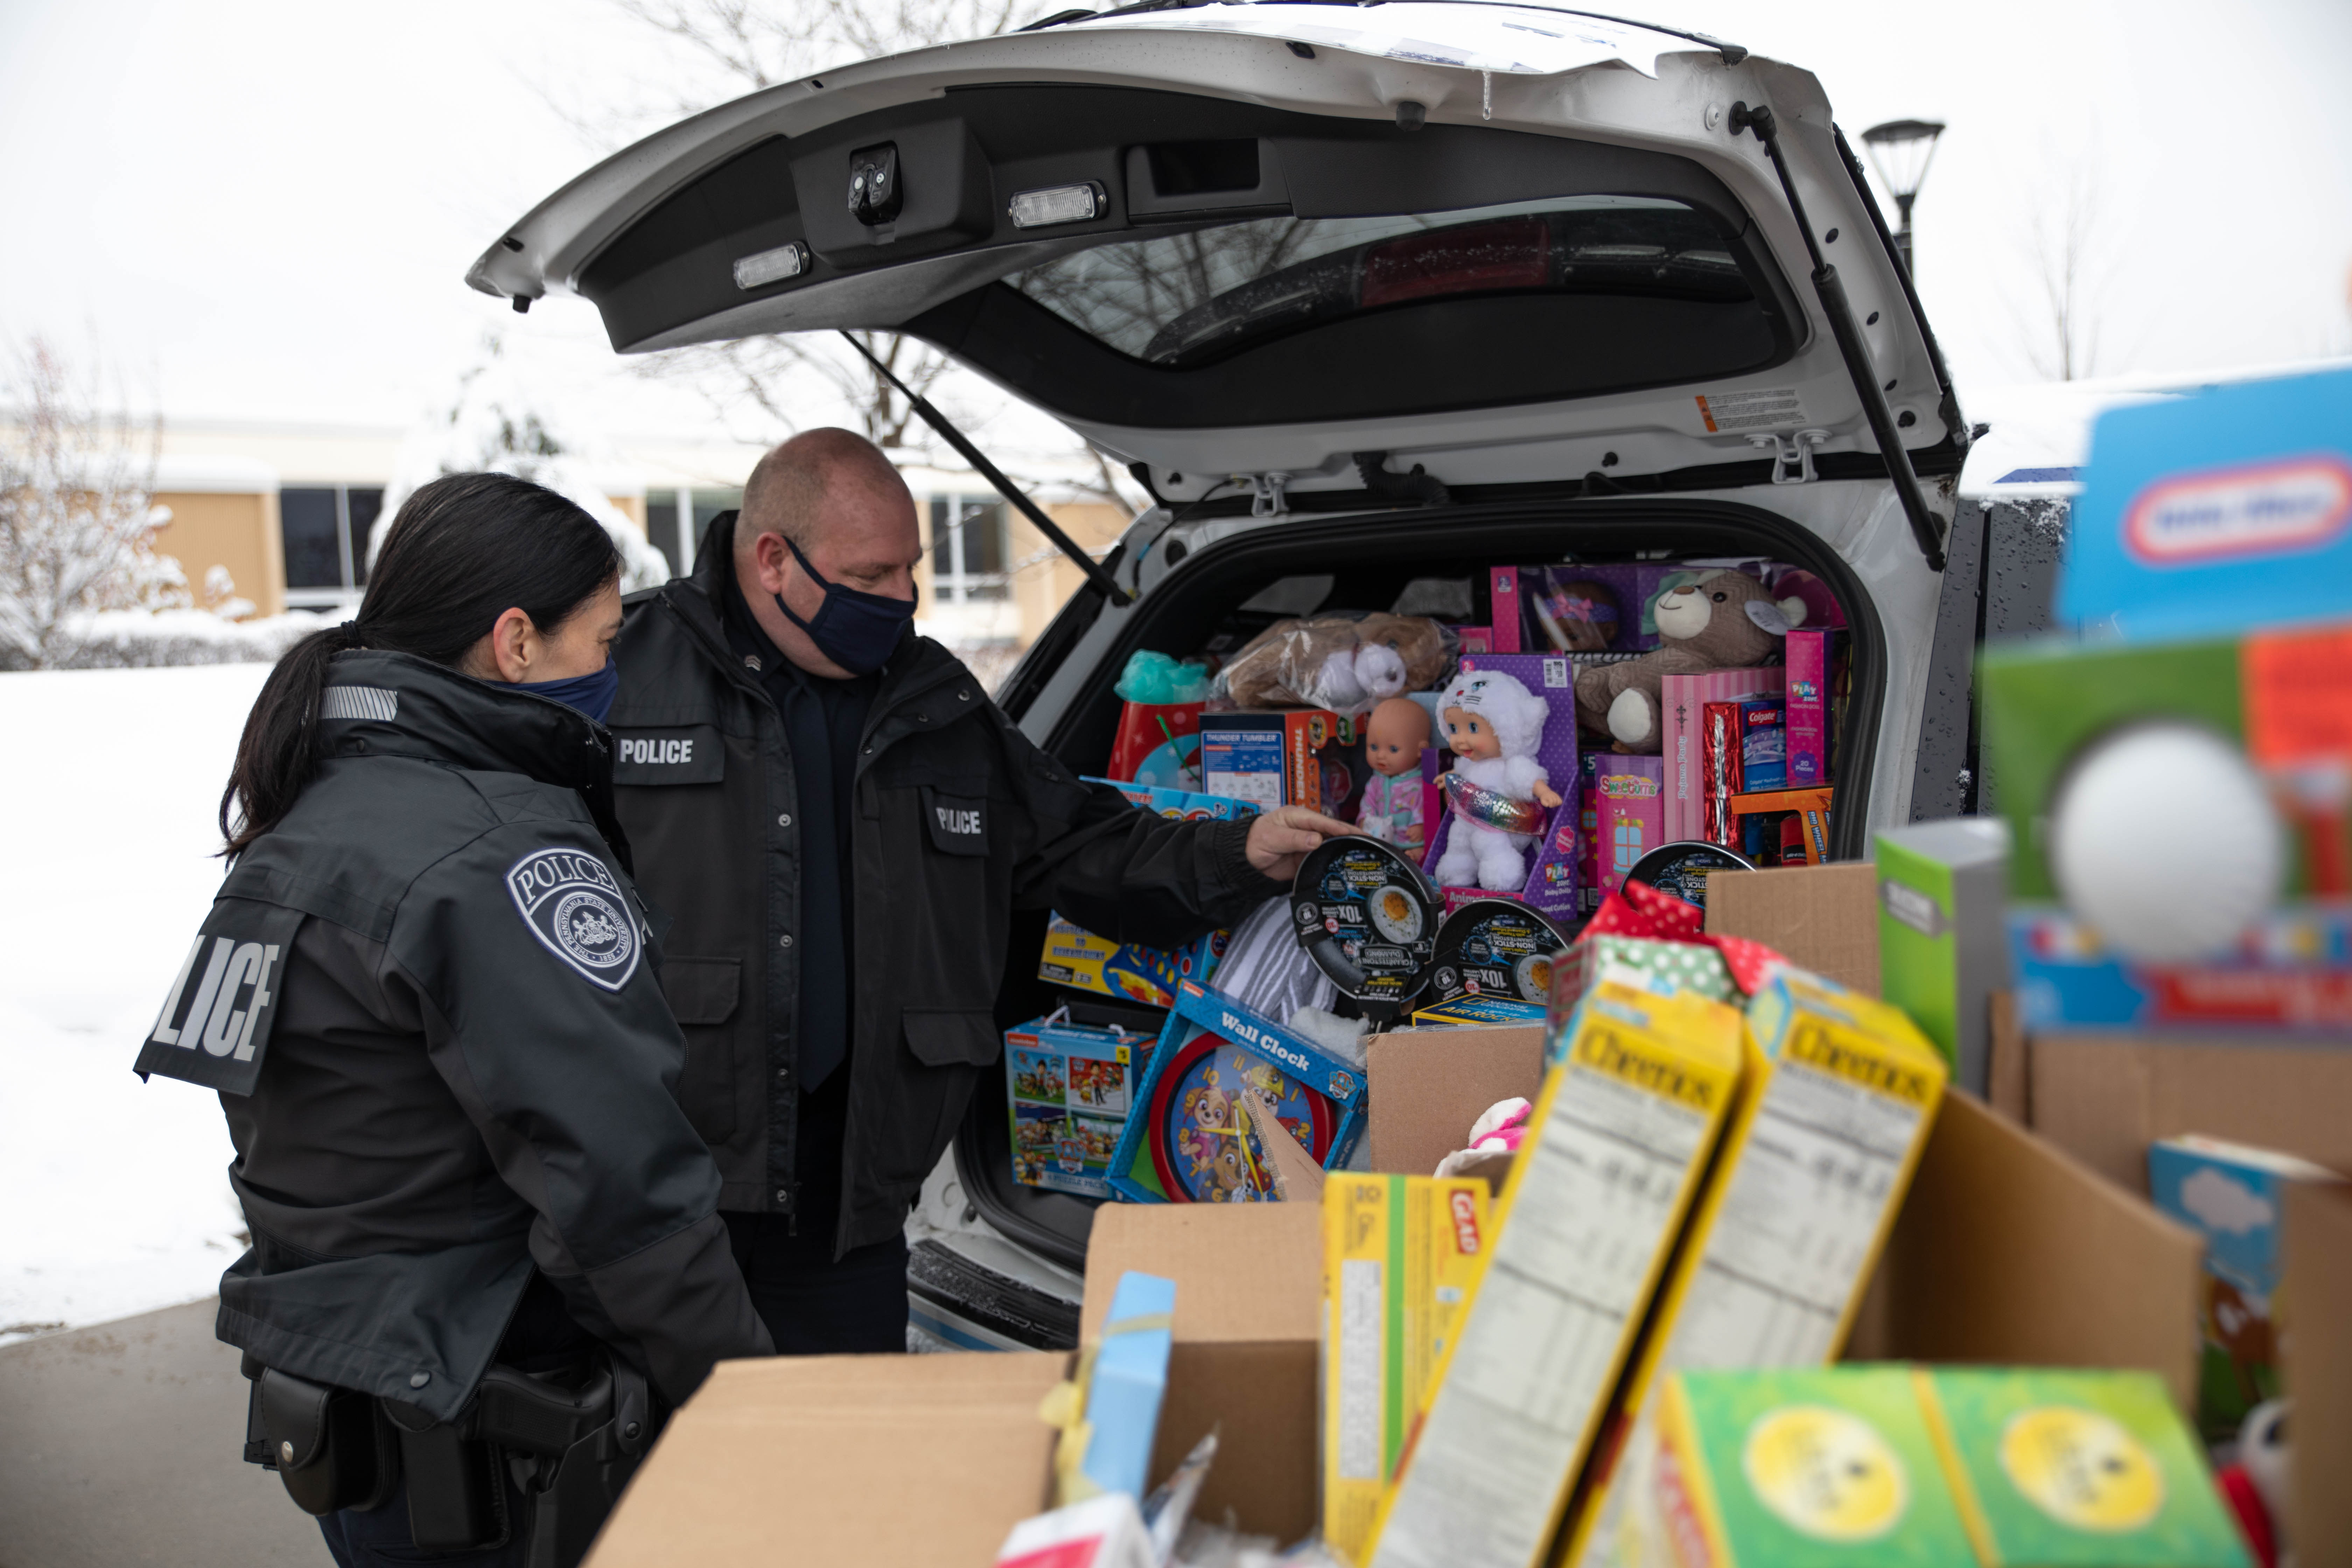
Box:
1321 1174 1492 1564
1564 968 1949 1568
1365 981 1744 1568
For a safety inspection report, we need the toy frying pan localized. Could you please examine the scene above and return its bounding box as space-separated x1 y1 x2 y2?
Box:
1145 1024 1337 1203
1291 836 1442 1022
1428 898 1573 1007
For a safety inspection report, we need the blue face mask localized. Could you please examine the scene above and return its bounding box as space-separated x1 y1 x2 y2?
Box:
518 657 620 724
775 534 917 677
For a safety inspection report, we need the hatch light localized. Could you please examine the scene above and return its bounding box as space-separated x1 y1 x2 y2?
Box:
732 241 809 290
1008 182 1106 229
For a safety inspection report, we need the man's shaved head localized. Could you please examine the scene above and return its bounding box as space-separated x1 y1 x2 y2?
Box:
732 426 924 679
737 427 911 563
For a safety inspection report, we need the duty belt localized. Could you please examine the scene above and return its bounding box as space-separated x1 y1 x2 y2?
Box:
241 1350 652 1568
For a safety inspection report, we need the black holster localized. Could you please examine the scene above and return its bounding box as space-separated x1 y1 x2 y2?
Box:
244 1351 653 1568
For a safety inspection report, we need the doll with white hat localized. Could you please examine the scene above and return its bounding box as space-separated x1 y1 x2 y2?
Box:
1433 668 1562 892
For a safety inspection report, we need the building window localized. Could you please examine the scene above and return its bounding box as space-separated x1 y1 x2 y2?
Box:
645 489 742 579
281 485 385 603
929 495 1009 602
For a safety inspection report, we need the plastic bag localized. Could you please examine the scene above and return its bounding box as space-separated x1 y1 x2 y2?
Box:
1117 650 1213 705
1217 614 1458 712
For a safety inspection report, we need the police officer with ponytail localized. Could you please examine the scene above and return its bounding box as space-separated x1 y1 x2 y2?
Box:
135 473 769 1568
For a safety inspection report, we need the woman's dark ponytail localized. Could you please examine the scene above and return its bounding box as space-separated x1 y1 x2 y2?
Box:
219 473 621 856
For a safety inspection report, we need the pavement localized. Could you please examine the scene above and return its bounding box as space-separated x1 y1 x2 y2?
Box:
0 1298 326 1568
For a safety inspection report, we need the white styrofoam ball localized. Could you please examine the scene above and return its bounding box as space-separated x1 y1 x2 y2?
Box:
2049 722 2283 963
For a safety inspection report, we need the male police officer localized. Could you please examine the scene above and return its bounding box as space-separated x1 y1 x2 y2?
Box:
608 429 1345 1351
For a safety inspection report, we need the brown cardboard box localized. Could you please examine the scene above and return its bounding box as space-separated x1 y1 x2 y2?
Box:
583 1351 1067 1567
1702 860 1881 994
1083 1203 1322 1544
586 1099 2204 1566
1364 1024 1543 1177
2024 1032 2352 1191
2284 1180 2352 1561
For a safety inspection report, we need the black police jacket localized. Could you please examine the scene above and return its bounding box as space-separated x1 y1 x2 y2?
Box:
135 650 770 1421
609 517 1284 1251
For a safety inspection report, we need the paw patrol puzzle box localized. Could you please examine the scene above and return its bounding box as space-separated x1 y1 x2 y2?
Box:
1106 979 1365 1205
1004 1014 1153 1199
1037 782 1258 1009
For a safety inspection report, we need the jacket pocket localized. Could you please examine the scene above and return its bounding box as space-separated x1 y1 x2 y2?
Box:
660 957 741 1144
659 957 740 1026
901 1008 1003 1068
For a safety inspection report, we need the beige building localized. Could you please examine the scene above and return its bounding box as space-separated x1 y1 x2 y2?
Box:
142 422 1129 653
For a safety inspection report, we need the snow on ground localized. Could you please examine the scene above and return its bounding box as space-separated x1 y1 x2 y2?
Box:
1 663 270 1343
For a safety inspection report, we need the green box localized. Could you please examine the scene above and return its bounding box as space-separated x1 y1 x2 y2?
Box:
1976 637 2245 901
1917 1367 2248 1567
1875 819 2011 1094
1657 1367 1978 1567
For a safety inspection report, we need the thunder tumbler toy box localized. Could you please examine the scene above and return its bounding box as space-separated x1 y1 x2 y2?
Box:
1006 1015 1149 1199
1200 710 1367 817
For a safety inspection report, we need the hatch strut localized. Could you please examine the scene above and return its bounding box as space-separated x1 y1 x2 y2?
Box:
1728 103 1947 572
838 331 1134 606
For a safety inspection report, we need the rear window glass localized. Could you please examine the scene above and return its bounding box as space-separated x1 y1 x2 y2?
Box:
1004 195 1745 368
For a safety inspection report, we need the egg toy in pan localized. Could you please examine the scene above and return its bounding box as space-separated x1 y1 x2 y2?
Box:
1427 898 1573 1008
1291 836 1442 1022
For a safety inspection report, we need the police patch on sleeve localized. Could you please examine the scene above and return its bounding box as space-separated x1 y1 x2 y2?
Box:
506 847 643 991
134 899 304 1097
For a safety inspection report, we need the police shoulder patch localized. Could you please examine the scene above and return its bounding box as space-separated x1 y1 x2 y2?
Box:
506 847 643 991
134 899 305 1097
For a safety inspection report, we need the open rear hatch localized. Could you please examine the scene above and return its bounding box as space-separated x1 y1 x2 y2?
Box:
471 4 1963 528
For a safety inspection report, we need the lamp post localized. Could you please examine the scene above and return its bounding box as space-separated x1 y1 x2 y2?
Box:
1860 118 1947 278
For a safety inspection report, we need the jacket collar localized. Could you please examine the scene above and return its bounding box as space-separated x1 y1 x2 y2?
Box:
317 649 631 867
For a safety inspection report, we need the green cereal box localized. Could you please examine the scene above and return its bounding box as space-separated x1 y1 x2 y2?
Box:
1916 1368 2249 1567
1874 819 2011 1095
1653 1367 1977 1567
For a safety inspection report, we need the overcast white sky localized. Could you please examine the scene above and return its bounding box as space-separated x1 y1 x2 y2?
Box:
1 0 2347 448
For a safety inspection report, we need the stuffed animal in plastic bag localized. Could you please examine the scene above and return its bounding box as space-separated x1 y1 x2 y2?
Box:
1572 570 1802 752
1220 612 1453 711
1433 669 1562 891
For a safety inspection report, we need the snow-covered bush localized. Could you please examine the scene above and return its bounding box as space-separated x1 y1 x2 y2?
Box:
45 608 328 670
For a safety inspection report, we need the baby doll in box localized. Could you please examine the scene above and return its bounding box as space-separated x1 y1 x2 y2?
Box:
1434 670 1563 892
1355 696 1430 854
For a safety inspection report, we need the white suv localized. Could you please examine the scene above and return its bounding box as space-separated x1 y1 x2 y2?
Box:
472 2 1977 1333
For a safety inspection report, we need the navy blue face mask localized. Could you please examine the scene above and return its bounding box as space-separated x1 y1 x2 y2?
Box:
775 534 917 677
518 657 620 725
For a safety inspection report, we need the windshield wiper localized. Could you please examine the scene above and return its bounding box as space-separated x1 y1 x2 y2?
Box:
1729 101 1947 572
839 331 1135 607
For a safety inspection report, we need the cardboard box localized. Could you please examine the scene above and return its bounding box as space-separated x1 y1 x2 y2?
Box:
1082 1202 1322 1542
2022 1032 2352 1192
1366 1024 1545 1177
2284 1180 2352 1561
1703 861 1882 996
583 1090 2204 1568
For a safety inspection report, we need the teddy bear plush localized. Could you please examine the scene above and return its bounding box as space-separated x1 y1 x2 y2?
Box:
1220 612 1454 711
1573 570 1804 752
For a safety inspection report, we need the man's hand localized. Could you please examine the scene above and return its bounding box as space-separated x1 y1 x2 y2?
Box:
1244 805 1358 884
